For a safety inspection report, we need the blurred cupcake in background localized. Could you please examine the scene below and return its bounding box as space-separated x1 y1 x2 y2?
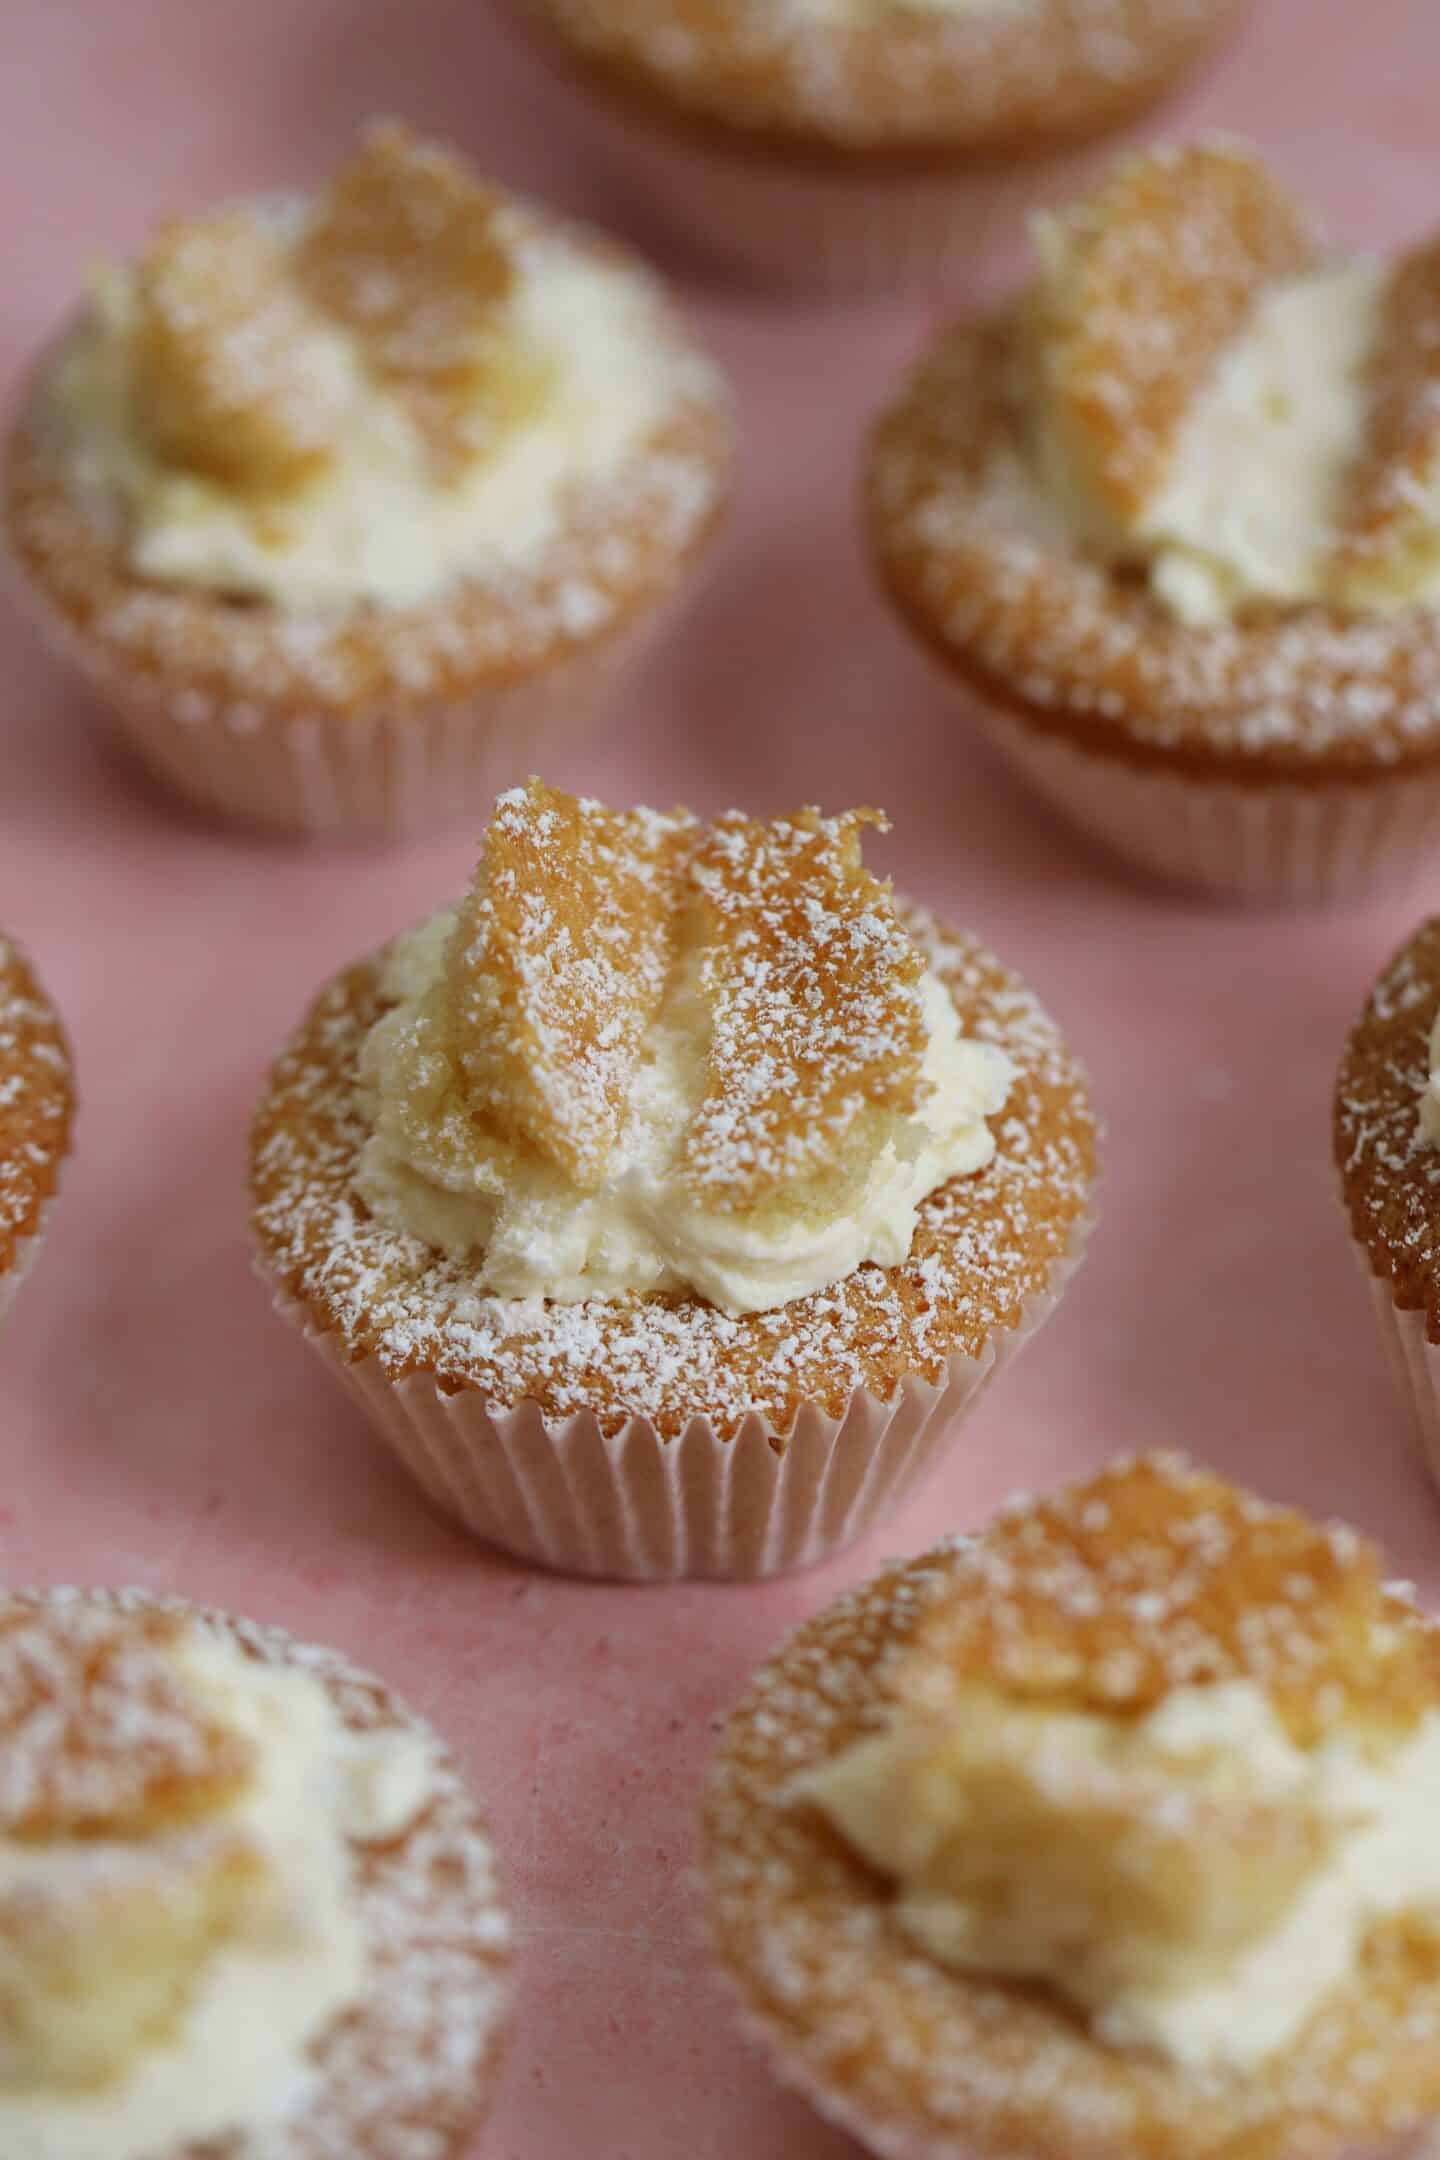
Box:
1336 918 1440 1493
0 1586 512 2159
499 0 1249 295
868 141 1440 902
0 933 73 1326
705 1454 1440 2160
5 122 732 842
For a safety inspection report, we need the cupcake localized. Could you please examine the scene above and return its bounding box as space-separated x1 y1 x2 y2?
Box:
501 0 1247 296
868 141 1440 903
0 934 74 1326
250 780 1097 1583
1335 917 1440 1490
5 121 731 842
0 1585 511 2158
705 1453 1440 2160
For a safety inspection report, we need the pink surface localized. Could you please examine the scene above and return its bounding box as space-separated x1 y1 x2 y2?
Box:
3 3 1440 2154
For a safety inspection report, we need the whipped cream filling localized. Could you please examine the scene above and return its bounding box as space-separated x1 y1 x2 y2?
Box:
49 208 693 611
0 1629 434 2160
1139 260 1390 626
354 910 1013 1318
798 1677 1440 2070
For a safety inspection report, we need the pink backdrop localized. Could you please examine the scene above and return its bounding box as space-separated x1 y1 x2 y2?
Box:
4 4 1440 2153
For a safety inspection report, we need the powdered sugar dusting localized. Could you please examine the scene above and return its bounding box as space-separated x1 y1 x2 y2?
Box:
871 316 1440 766
448 782 694 1190
683 809 926 1206
6 206 730 716
516 0 1242 152
1336 917 1440 1338
703 1466 1440 2160
0 1602 250 1836
250 907 1096 1440
0 935 73 1279
4 1589 510 2160
890 1453 1439 1742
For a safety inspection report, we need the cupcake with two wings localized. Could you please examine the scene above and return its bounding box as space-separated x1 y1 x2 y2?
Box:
251 781 1097 1579
870 142 1440 902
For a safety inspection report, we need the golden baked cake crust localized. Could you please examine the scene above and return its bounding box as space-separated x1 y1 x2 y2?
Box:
0 936 74 1283
0 1603 252 1838
1029 145 1314 532
249 907 1097 1442
704 1458 1440 2160
449 785 695 1191
1335 917 1440 1335
868 311 1440 783
504 0 1247 161
4 207 729 731
683 809 927 1209
0 1588 511 2160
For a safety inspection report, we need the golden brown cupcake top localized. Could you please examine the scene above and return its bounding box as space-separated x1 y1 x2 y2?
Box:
706 1458 1440 2160
510 0 1245 158
0 936 73 1286
869 140 1440 774
882 1454 1437 1745
0 1590 509 2159
0 1603 252 1840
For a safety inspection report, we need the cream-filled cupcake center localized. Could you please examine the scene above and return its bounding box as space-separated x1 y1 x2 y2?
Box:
798 1678 1440 2069
354 783 1013 1317
1021 144 1440 624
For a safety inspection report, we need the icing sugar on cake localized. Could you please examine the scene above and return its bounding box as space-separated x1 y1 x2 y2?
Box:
0 937 73 1287
682 808 927 1208
870 143 1440 768
703 1457 1440 2160
511 0 1246 152
0 1589 511 2160
250 905 1096 1438
1336 917 1440 1330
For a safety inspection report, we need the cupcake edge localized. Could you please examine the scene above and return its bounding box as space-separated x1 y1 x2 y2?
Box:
257 1203 1092 1582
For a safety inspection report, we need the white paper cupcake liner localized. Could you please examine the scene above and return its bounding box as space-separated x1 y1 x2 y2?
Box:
35 596 669 844
1352 1239 1440 1497
538 81 1129 296
262 1214 1091 1582
980 707 1440 904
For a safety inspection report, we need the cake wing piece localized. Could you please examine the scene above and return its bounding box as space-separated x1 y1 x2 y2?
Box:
1029 143 1315 535
298 119 524 481
134 212 344 498
0 1602 252 1840
682 808 927 1212
1332 236 1440 607
895 1455 1436 1747
449 782 694 1194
